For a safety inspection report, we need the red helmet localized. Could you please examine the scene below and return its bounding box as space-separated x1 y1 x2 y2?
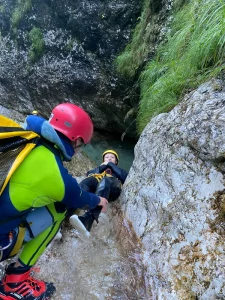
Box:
49 103 93 144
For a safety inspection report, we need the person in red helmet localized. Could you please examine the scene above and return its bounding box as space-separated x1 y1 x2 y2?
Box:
0 103 108 300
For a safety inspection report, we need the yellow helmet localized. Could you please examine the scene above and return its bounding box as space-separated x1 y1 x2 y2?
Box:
102 149 119 164
32 110 38 115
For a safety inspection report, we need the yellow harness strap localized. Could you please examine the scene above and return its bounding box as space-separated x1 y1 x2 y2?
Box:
9 226 26 257
88 171 113 182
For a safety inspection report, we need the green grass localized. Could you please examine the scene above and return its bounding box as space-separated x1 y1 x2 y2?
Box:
115 0 188 79
115 0 152 78
137 0 225 132
28 27 45 62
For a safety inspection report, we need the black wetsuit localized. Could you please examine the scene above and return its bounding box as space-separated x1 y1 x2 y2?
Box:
79 162 128 202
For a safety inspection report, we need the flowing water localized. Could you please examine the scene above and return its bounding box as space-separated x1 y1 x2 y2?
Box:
46 135 150 299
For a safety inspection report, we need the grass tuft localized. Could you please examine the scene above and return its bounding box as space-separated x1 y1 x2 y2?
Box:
28 27 45 62
137 0 225 132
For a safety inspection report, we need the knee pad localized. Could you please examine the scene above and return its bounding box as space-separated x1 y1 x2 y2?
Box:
106 177 122 202
96 177 111 199
23 207 54 242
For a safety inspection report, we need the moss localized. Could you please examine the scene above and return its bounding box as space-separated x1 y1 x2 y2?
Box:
0 5 5 13
114 0 152 78
11 0 32 29
28 27 45 62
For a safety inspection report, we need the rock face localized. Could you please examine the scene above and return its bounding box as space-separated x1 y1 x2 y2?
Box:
0 0 142 136
121 79 225 299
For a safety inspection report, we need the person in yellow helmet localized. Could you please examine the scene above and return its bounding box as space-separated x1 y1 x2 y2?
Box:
70 149 128 238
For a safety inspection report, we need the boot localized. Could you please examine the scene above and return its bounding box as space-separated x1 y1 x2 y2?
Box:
70 206 102 239
0 263 55 300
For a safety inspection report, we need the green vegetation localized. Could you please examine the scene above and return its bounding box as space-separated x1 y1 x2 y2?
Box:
115 0 152 78
114 0 187 79
116 0 225 133
0 5 5 13
137 0 225 132
11 0 32 28
28 27 45 62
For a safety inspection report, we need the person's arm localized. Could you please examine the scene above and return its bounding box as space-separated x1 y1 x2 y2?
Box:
98 196 108 212
107 162 128 184
86 164 108 176
59 163 103 210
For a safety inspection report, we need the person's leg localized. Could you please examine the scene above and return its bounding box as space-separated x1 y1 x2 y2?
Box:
79 176 98 193
88 176 112 221
0 203 66 299
106 177 122 202
70 176 99 238
70 177 112 237
18 203 66 265
85 177 121 226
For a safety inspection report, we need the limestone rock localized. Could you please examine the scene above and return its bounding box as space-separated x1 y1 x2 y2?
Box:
121 79 225 299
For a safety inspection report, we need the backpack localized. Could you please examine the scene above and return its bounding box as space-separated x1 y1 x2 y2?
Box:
0 115 40 195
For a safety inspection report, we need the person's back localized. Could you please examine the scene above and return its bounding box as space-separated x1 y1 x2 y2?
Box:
0 144 64 235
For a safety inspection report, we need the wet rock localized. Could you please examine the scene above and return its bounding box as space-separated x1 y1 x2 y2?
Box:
0 0 142 137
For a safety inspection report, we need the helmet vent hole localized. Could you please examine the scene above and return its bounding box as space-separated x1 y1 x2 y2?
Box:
64 121 72 127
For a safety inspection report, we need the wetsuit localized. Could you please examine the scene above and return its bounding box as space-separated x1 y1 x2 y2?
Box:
0 134 100 266
79 162 128 201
